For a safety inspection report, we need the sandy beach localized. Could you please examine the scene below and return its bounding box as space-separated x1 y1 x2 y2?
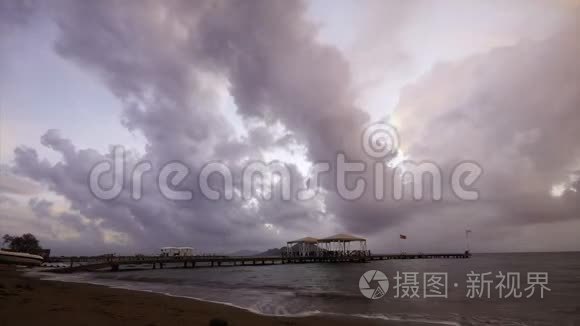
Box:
0 268 432 326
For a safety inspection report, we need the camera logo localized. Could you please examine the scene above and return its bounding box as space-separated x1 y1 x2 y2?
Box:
359 270 389 299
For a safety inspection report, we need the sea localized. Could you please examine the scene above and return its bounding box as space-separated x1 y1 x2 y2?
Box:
32 252 580 325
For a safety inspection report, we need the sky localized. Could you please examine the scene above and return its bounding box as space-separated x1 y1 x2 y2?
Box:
1 0 579 255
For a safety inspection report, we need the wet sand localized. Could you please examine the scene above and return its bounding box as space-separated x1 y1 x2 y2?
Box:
0 268 432 326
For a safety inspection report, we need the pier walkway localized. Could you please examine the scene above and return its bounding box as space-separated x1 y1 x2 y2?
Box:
46 252 470 273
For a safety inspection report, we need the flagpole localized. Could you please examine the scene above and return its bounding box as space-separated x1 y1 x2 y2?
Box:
398 236 401 254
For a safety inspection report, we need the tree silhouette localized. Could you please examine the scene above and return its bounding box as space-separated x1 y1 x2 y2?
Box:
2 233 43 254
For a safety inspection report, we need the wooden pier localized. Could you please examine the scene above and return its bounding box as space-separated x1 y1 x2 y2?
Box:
46 252 470 273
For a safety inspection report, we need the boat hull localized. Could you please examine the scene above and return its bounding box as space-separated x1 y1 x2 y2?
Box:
0 251 44 266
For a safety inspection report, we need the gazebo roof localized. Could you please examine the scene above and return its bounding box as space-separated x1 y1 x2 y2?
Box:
317 233 366 242
287 236 319 244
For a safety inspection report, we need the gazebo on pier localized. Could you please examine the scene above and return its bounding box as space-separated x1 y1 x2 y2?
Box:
286 237 320 257
317 234 368 257
285 233 369 258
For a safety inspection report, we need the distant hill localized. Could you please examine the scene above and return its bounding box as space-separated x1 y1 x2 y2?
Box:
255 244 321 256
230 243 321 257
256 247 283 256
228 249 260 256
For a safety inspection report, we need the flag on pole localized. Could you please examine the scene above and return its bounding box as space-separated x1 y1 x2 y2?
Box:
465 229 472 253
399 234 407 240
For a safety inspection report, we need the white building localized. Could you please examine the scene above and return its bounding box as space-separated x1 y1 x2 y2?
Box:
160 247 194 257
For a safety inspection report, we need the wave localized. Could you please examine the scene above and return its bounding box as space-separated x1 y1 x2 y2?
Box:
24 270 461 325
351 313 461 326
28 269 534 325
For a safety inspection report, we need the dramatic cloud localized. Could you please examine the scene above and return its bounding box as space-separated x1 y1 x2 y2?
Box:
2 1 579 254
392 16 580 227
8 0 365 253
0 167 42 195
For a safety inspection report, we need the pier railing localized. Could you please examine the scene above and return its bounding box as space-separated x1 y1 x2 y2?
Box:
45 252 470 273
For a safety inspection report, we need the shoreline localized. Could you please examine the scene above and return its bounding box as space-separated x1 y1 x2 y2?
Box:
0 267 436 326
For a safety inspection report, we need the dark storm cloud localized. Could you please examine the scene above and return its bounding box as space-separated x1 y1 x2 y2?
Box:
10 0 357 252
0 0 37 27
28 198 53 218
0 165 42 195
187 0 370 162
0 195 17 206
4 1 579 253
391 17 580 231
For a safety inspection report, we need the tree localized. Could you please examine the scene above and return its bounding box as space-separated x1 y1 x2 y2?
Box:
2 233 43 254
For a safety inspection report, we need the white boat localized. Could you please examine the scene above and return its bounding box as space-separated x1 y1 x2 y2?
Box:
0 249 44 266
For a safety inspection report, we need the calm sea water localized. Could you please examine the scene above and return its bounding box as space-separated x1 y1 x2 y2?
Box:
36 253 580 325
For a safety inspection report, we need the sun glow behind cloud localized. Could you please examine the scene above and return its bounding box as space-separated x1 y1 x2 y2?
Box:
550 183 566 197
